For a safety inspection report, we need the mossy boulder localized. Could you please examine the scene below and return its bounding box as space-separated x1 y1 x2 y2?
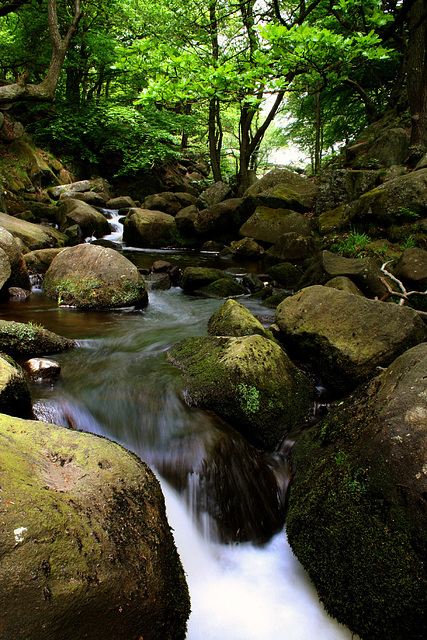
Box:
0 354 33 417
239 206 312 244
264 232 319 264
286 342 427 640
123 208 176 248
0 413 190 640
57 199 111 239
297 250 389 299
0 226 31 290
195 277 247 298
207 299 273 339
0 247 11 291
197 181 232 209
229 236 265 257
243 168 318 212
0 212 68 252
0 319 75 358
268 262 302 289
194 198 244 237
316 168 383 213
168 334 311 450
318 168 427 233
42 244 148 310
275 285 427 392
180 266 232 293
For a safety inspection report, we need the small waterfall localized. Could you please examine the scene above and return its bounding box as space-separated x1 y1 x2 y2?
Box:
100 209 123 243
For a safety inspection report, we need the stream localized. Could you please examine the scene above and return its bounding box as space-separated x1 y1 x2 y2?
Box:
0 217 357 639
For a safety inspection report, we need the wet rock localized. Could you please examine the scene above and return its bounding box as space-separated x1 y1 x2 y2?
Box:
180 266 232 293
0 319 75 358
23 357 61 382
168 334 311 450
57 199 111 239
242 272 264 293
207 299 273 339
123 208 176 248
43 244 148 310
8 287 31 299
275 285 427 392
0 354 33 418
194 278 247 299
147 273 171 291
0 414 190 640
287 343 427 640
0 212 67 251
240 207 312 244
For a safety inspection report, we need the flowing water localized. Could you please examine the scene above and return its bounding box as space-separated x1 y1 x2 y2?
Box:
0 237 357 639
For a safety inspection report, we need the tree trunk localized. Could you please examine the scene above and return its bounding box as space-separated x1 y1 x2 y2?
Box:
0 0 82 104
407 0 427 162
208 97 223 181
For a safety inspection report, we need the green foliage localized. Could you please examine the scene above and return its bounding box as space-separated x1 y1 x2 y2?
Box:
238 383 260 415
28 101 184 175
335 230 371 257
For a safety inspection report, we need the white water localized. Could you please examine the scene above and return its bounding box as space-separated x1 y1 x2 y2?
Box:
101 209 123 243
162 482 356 640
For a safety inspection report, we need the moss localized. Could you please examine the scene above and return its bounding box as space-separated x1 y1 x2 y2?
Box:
0 319 74 357
44 275 148 310
196 278 247 299
168 335 311 450
180 267 231 293
207 299 274 339
287 385 427 640
268 262 302 288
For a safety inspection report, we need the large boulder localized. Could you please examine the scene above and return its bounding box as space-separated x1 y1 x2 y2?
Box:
0 247 11 291
0 226 31 290
0 212 68 252
362 126 410 167
57 199 111 239
144 192 196 216
168 334 311 450
194 198 244 237
316 169 383 213
207 299 273 339
318 168 427 233
243 168 318 212
0 354 33 418
123 208 176 248
264 233 319 264
0 319 75 358
239 207 312 244
0 413 190 640
286 343 427 640
297 250 390 298
180 266 232 293
197 181 232 209
275 285 427 392
42 244 148 310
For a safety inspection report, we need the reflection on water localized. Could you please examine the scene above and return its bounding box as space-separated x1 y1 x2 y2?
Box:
0 264 356 639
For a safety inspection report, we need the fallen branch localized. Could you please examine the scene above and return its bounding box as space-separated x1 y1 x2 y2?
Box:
379 262 427 319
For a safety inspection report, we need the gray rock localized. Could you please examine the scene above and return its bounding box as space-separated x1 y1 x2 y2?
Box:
57 199 111 239
243 168 318 211
0 212 68 252
265 233 319 264
123 208 176 248
240 207 312 244
197 181 232 209
275 285 427 391
393 247 427 291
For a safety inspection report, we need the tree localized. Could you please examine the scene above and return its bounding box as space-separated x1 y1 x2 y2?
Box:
0 0 82 104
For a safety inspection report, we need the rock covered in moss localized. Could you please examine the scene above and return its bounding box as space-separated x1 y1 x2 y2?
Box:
42 243 148 310
195 277 246 298
239 207 312 245
0 354 33 417
0 212 68 252
229 236 265 257
123 208 176 248
268 262 302 288
207 299 273 339
275 285 427 392
168 334 311 450
0 319 75 358
180 266 232 293
265 232 319 264
243 168 318 211
0 414 190 640
286 342 427 640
